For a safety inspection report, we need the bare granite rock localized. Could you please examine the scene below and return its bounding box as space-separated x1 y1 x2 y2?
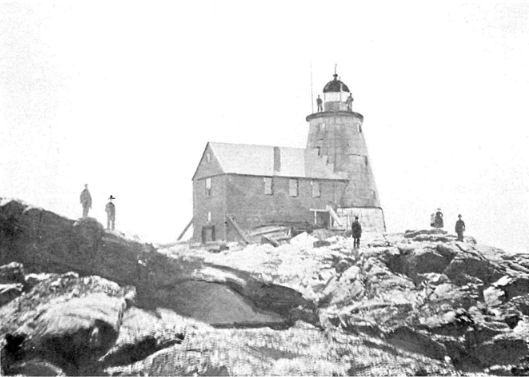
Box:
2 198 529 375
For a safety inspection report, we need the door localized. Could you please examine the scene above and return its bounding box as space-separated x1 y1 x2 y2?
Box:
201 226 216 243
316 212 331 228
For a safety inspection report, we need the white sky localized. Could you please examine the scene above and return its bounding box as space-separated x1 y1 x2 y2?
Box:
0 2 528 252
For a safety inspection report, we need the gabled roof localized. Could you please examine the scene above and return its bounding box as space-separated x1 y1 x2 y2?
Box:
199 142 345 180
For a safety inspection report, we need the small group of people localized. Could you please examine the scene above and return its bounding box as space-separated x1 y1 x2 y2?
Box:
315 93 354 112
431 208 466 242
80 184 116 231
349 209 467 249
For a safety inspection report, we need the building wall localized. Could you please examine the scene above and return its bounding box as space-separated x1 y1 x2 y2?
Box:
306 112 382 209
193 144 224 181
337 207 386 232
192 175 227 242
225 174 347 242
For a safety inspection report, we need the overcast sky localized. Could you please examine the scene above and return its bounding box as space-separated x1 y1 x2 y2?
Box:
0 2 528 253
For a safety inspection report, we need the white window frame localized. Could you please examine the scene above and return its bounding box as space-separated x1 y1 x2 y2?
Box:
311 180 321 198
289 179 299 197
264 177 273 195
205 178 212 197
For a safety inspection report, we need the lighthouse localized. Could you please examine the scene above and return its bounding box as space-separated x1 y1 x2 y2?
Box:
189 70 385 244
306 72 386 231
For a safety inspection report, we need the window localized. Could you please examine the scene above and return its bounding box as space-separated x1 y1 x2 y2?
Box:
205 178 212 197
264 177 273 195
207 211 212 222
320 123 326 131
311 181 321 198
206 153 211 163
316 147 321 156
373 190 377 199
365 156 369 166
289 179 298 197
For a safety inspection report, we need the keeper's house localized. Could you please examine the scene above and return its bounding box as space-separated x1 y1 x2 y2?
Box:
191 72 386 243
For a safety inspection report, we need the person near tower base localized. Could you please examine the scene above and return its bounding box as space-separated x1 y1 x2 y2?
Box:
455 214 466 242
316 95 323 112
105 196 116 231
351 216 362 248
80 184 92 218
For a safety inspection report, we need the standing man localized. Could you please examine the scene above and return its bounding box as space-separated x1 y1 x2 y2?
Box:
434 208 444 228
351 216 362 249
455 214 466 242
316 95 323 112
105 196 116 231
80 184 92 218
346 93 354 111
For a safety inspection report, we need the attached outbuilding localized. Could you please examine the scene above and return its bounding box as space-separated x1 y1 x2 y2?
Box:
190 72 386 244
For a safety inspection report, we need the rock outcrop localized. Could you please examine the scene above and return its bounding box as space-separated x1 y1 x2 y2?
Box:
165 230 529 374
2 197 529 375
0 198 315 328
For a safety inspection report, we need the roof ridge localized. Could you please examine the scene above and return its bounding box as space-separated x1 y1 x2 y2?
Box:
208 141 305 150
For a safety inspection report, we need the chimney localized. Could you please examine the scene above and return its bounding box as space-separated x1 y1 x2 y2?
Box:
273 146 281 172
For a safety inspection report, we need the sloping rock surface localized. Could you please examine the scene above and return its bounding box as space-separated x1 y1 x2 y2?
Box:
165 230 529 375
2 198 529 375
0 198 314 328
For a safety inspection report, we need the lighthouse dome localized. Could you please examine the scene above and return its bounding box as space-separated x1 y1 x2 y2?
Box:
323 74 350 93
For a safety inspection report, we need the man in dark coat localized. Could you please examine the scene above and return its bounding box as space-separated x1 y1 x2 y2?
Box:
455 214 466 242
434 208 444 228
80 184 92 218
351 216 362 249
316 95 323 112
105 196 116 231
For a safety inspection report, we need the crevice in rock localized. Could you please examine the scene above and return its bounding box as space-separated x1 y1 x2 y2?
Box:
101 334 184 368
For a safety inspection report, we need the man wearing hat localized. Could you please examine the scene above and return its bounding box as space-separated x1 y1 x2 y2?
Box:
455 214 466 242
351 216 362 249
105 196 116 231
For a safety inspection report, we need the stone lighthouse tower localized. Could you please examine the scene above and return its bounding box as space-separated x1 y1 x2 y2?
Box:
306 72 386 231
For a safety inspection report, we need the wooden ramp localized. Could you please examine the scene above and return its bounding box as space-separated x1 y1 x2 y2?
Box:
225 214 250 244
326 205 344 228
247 225 291 246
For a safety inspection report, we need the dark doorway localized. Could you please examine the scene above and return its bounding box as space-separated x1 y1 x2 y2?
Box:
201 226 216 243
316 212 331 228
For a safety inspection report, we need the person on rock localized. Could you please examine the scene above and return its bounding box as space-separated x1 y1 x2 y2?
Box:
80 184 92 218
351 216 362 249
316 95 323 112
105 196 116 231
137 247 155 282
455 214 466 242
434 208 444 228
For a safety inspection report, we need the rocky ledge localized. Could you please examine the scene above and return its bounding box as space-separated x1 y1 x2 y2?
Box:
2 197 529 375
0 197 316 329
